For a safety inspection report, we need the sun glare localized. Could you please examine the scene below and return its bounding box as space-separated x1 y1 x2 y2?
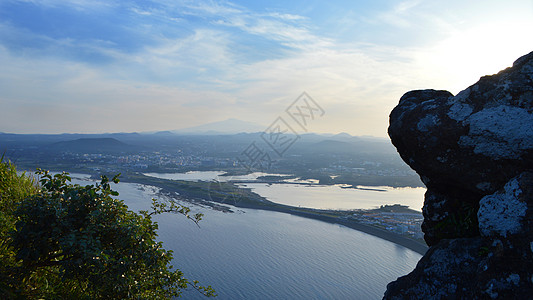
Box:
421 21 533 94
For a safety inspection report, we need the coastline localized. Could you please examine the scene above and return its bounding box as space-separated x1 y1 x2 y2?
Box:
285 209 428 255
232 202 429 255
118 173 429 256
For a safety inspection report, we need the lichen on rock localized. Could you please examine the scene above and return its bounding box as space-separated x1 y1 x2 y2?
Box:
458 105 533 160
478 174 528 238
384 51 533 299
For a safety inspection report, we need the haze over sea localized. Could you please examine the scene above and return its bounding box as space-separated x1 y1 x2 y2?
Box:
70 174 422 299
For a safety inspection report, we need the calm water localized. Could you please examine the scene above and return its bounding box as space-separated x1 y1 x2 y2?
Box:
144 171 426 211
241 183 426 211
69 174 421 299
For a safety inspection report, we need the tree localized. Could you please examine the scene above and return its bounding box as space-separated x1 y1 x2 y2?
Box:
0 164 215 299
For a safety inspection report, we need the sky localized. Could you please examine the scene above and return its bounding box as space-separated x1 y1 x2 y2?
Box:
0 0 532 137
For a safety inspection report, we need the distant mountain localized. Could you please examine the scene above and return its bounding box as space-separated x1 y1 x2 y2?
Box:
332 132 353 139
289 135 396 156
153 131 175 135
308 139 357 153
48 138 136 153
172 118 266 135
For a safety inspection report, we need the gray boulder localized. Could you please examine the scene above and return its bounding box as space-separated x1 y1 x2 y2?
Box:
389 51 533 246
384 51 533 299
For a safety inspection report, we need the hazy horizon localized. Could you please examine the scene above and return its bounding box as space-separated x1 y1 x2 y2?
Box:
1 0 532 137
0 117 390 138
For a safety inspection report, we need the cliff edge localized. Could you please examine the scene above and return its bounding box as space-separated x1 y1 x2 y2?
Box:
384 51 533 299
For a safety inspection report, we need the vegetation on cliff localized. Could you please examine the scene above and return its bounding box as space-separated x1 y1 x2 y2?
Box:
0 159 215 299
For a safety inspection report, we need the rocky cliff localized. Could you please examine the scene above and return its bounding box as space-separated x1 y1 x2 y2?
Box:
384 51 533 299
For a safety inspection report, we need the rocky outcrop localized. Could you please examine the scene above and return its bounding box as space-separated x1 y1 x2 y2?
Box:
384 51 533 299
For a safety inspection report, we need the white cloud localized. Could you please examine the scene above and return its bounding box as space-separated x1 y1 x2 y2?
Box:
2 0 532 136
0 51 235 133
161 0 326 51
265 12 307 21
15 0 115 11
179 0 244 16
372 0 423 28
0 36 422 136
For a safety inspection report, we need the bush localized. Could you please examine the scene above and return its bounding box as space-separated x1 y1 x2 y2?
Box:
0 159 37 298
0 162 215 299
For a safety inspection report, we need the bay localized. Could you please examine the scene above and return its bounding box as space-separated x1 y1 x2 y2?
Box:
69 174 421 299
143 171 426 211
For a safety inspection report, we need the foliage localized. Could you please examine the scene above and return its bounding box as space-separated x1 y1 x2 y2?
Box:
0 158 38 298
0 162 215 299
0 156 36 213
434 201 479 240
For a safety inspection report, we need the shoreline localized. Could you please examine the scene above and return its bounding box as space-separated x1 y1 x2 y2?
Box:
102 173 429 256
232 202 429 255
285 209 428 255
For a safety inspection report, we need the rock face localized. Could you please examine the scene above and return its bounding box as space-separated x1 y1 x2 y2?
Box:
384 51 533 299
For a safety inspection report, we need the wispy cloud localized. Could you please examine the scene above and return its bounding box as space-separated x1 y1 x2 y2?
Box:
15 0 116 11
157 0 328 50
376 0 423 28
1 0 532 135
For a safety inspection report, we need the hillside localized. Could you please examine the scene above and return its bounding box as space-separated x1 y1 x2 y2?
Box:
48 138 135 153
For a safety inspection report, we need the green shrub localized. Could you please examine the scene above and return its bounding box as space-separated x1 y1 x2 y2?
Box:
0 158 37 298
0 162 215 299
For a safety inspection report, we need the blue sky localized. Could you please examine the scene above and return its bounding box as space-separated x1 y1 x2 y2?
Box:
1 0 532 136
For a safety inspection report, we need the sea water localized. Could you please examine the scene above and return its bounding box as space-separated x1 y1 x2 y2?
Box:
144 171 426 211
240 183 426 211
70 174 421 299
